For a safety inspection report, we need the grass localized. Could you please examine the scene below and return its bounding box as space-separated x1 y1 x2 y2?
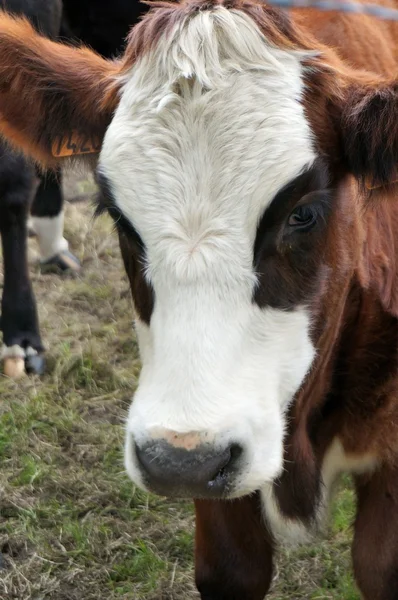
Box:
0 169 360 599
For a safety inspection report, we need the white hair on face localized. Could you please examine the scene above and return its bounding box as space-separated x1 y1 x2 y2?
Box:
119 7 315 98
101 6 318 527
104 9 316 287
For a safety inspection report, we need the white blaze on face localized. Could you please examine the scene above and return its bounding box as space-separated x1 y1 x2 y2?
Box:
99 7 317 496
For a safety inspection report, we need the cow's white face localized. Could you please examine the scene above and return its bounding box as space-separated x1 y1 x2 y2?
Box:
98 8 323 498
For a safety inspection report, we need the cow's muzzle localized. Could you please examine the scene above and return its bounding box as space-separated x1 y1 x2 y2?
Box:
133 436 243 498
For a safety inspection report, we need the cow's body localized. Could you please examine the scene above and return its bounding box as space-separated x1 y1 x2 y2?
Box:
0 0 397 597
61 0 150 58
0 0 63 375
28 1 151 276
0 0 149 376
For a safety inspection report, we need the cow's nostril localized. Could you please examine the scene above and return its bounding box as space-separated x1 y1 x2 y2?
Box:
134 439 243 498
209 443 243 483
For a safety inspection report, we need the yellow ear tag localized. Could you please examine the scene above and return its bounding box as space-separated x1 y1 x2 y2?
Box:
365 173 398 191
52 132 101 157
365 179 380 191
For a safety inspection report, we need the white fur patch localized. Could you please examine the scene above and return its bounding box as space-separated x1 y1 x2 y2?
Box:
31 213 69 261
321 437 378 504
100 7 318 495
1 344 37 360
261 484 314 545
1 344 26 360
260 437 379 545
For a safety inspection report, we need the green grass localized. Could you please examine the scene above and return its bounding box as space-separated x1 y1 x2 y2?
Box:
0 179 360 599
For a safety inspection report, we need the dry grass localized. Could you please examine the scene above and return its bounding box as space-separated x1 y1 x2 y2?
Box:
0 169 359 599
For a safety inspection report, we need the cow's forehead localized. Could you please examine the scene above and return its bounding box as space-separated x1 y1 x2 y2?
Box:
100 8 316 277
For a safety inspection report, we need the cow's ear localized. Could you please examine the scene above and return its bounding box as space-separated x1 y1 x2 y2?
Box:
0 14 121 166
340 81 398 193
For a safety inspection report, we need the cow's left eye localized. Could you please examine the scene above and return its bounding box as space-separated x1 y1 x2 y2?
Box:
288 204 317 230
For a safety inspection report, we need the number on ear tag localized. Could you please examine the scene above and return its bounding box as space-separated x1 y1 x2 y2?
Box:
52 132 101 157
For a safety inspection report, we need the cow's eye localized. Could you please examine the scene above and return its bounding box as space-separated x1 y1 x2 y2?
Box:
288 204 317 230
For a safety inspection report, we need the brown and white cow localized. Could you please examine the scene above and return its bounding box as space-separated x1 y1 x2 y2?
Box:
0 0 397 597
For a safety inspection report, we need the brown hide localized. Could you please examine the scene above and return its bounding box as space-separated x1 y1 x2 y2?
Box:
0 17 120 164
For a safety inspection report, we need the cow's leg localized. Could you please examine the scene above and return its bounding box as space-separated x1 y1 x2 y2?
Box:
30 169 80 273
0 153 45 376
352 466 398 600
195 494 273 600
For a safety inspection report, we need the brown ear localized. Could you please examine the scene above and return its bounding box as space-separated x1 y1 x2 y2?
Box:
340 81 398 193
0 14 121 166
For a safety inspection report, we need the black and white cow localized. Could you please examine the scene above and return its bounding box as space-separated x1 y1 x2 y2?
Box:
61 0 150 58
0 0 65 376
1 0 149 376
29 0 151 271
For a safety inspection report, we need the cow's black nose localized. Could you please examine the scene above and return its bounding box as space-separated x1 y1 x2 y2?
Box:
134 440 243 498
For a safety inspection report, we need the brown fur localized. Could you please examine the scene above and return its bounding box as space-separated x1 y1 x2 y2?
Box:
0 16 120 165
195 495 273 600
353 466 398 600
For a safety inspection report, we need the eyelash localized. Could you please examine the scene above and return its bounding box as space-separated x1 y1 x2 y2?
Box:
286 194 331 234
288 204 317 230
